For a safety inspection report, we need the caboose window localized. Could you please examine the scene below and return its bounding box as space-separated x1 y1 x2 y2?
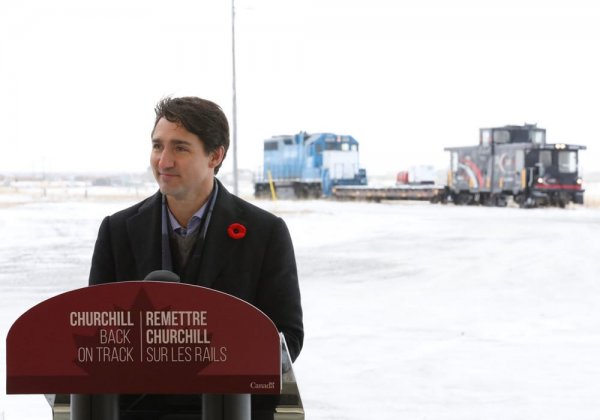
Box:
538 150 552 175
493 130 510 144
531 131 545 145
511 130 529 143
558 151 577 173
341 143 349 151
283 139 293 145
481 130 491 147
264 141 279 151
515 150 524 170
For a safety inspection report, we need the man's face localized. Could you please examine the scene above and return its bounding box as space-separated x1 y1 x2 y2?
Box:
150 118 222 202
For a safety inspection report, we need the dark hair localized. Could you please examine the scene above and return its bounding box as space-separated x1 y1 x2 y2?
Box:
153 96 230 174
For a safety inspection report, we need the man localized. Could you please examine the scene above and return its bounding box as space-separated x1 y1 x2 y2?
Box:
89 96 303 416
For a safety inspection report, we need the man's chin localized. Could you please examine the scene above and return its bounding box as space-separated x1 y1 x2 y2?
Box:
157 183 179 197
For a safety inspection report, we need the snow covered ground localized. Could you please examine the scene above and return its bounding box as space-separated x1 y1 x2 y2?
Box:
1 188 600 419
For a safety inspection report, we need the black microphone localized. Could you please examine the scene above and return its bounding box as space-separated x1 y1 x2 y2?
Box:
144 270 180 283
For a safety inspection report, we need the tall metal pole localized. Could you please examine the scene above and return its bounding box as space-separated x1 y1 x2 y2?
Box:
231 0 239 195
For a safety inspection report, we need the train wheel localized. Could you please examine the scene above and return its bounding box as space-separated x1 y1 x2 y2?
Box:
254 184 269 199
495 195 508 207
482 194 495 206
514 193 526 207
454 192 473 205
293 184 309 199
518 196 536 209
310 184 322 198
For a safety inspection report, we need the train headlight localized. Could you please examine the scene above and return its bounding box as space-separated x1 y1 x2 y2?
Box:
576 178 583 185
555 143 566 149
536 177 544 184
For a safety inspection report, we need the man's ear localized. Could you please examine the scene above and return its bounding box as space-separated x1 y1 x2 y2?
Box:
209 146 225 169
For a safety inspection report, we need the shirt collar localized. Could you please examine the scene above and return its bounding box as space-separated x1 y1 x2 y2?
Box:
167 197 210 237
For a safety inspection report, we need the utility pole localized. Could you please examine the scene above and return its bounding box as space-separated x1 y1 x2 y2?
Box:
231 0 239 195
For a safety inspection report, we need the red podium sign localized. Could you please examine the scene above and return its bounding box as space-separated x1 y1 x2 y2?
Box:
6 281 281 395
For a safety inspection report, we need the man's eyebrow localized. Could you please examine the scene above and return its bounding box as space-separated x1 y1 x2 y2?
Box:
151 138 192 145
171 139 193 145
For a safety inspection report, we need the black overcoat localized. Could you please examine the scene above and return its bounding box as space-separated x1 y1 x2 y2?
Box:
89 180 303 361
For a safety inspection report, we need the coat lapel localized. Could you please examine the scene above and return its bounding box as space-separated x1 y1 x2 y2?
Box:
126 191 163 280
196 182 244 288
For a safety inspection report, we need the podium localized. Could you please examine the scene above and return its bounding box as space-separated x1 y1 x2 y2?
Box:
6 281 304 420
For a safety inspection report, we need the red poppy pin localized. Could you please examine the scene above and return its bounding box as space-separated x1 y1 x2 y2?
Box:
227 223 247 240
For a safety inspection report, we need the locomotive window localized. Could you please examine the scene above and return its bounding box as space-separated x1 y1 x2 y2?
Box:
493 130 510 144
558 151 577 173
283 139 293 145
264 141 279 151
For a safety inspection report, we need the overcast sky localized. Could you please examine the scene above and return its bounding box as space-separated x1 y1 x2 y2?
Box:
1 0 599 177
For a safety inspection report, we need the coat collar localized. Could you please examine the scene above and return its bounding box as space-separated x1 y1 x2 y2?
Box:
125 180 245 286
195 179 245 287
126 191 163 280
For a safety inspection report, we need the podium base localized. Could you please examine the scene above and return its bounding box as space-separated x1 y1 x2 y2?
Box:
70 394 119 420
202 394 250 420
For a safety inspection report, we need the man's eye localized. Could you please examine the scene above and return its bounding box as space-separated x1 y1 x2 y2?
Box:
152 143 162 151
175 146 188 153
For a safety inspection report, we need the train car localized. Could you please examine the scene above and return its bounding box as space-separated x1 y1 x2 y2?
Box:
396 165 437 185
254 131 367 198
444 124 586 207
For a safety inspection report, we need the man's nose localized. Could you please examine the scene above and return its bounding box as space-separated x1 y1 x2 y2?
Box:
158 149 175 169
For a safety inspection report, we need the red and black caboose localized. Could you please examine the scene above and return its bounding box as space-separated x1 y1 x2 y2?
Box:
444 124 585 207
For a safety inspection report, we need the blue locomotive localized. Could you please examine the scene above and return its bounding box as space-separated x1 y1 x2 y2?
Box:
254 131 367 198
444 124 586 207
